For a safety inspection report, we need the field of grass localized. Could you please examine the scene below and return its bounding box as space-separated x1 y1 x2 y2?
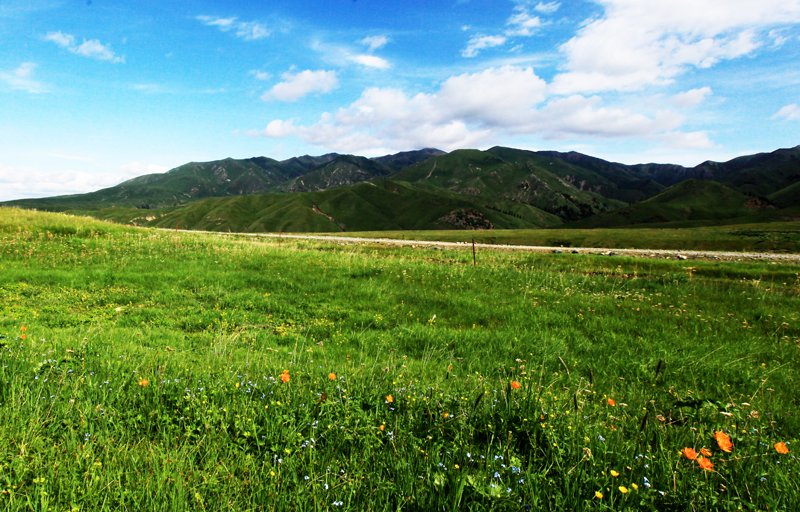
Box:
1 207 799 511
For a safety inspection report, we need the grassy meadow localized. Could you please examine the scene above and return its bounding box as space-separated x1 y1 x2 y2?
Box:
1 207 799 511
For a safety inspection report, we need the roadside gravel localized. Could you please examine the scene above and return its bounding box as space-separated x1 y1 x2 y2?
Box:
175 229 800 263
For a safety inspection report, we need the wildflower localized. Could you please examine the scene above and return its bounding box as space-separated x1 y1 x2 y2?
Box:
511 381 521 389
700 447 712 457
386 395 394 403
139 379 149 386
379 425 385 431
682 447 698 460
631 483 638 490
328 373 337 380
280 371 290 383
619 486 628 494
595 491 603 499
714 431 733 453
21 326 27 332
610 470 619 477
697 457 714 471
775 442 789 454
443 412 450 419
607 398 616 406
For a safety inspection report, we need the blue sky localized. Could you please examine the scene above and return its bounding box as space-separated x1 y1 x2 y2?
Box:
2 0 800 201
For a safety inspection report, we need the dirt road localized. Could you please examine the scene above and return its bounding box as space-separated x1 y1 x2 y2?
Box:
174 229 800 263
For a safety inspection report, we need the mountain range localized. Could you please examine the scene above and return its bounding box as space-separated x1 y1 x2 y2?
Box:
3 145 799 232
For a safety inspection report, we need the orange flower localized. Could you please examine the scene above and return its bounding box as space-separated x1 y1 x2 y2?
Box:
511 381 521 389
443 412 450 419
697 457 714 471
139 379 149 386
386 395 394 403
775 442 789 454
714 431 733 453
20 326 27 332
700 448 712 457
682 447 698 460
20 334 26 340
280 371 290 383
607 398 616 406
328 373 337 380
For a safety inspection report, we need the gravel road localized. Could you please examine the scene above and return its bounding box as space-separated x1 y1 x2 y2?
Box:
175 229 800 263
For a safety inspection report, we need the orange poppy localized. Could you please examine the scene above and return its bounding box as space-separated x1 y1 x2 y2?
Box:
607 398 616 406
775 442 789 454
697 457 714 471
511 381 521 389
139 379 149 386
20 334 26 340
386 395 394 403
714 431 732 453
328 373 337 380
682 447 698 460
700 448 712 457
280 371 290 383
20 326 27 332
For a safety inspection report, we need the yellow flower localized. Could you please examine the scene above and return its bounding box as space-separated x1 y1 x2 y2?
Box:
610 470 619 477
631 483 638 490
595 491 603 499
619 486 628 494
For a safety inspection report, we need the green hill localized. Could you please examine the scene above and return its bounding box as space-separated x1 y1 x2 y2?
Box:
563 179 794 228
75 180 561 233
389 149 627 222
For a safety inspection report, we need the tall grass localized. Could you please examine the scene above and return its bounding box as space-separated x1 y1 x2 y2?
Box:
1 208 798 510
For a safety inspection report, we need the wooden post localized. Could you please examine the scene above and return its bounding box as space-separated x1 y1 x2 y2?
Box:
175 220 179 232
472 238 476 266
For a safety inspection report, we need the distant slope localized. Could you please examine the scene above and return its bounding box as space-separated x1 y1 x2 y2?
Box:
0 149 446 211
274 155 393 193
564 179 788 228
541 145 800 198
78 180 562 233
390 149 627 222
371 148 446 171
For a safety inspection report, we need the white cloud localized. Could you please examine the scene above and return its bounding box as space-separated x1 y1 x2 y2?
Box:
72 39 124 62
350 54 391 69
250 70 271 81
462 35 507 57
0 62 48 93
772 104 800 120
550 0 800 95
769 29 791 48
44 30 73 47
262 69 338 102
257 119 299 138
358 35 389 51
45 31 123 63
506 7 542 36
252 65 696 154
196 15 270 40
672 87 712 107
534 2 561 14
0 163 127 201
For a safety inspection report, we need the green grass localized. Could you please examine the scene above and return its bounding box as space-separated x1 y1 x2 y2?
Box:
1 207 799 511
